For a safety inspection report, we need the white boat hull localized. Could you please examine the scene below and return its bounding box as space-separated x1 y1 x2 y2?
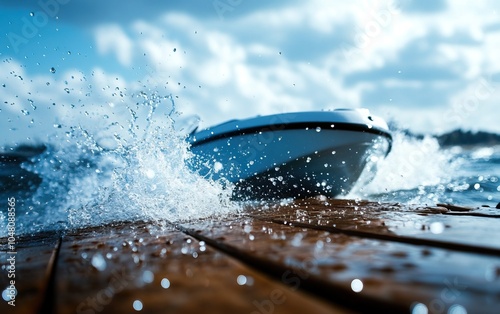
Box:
188 110 391 199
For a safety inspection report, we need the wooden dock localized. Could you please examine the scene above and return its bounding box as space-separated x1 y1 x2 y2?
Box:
1 198 499 313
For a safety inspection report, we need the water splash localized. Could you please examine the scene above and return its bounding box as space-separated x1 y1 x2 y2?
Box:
348 131 462 204
4 94 238 236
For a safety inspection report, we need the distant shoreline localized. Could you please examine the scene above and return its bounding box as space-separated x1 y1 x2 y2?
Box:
435 129 500 148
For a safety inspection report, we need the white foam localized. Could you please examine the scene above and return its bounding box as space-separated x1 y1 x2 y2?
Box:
348 131 461 203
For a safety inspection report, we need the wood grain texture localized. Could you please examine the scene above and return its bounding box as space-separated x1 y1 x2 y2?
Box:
3 198 500 313
0 231 60 314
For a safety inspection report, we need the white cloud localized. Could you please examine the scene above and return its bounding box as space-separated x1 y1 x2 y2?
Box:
0 61 139 146
89 3 500 134
95 24 133 66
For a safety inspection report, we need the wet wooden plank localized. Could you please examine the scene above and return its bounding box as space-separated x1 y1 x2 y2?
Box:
249 198 500 252
0 231 60 314
179 203 500 313
54 221 347 314
5 198 499 313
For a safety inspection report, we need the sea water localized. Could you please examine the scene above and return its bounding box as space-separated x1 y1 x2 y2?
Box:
1 96 499 237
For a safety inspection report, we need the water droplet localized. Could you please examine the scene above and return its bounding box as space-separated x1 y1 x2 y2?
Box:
2 286 16 302
448 304 467 314
161 278 171 289
173 48 177 52
351 279 363 293
315 127 321 132
474 183 480 190
29 12 34 17
133 300 143 311
53 124 62 128
28 99 36 110
142 270 154 284
50 67 56 73
91 253 107 271
291 233 303 247
214 162 223 173
21 109 30 116
315 240 324 250
237 275 247 285
429 222 444 234
199 243 206 252
411 303 428 314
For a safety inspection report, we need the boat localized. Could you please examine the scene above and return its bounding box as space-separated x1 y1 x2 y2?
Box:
187 109 392 199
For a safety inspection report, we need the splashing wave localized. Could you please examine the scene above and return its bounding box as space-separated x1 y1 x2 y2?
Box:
1 94 238 236
348 132 462 204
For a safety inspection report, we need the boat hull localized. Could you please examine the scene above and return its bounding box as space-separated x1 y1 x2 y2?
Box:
189 113 391 199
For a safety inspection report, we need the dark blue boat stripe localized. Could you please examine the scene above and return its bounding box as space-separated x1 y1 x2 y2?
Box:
189 122 392 147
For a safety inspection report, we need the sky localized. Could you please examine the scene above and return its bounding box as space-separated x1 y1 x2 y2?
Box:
1 0 500 147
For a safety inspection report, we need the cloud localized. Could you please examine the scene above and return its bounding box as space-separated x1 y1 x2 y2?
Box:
0 60 141 146
95 25 133 66
360 82 460 108
343 32 470 86
2 0 500 148
484 22 500 33
276 25 353 62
